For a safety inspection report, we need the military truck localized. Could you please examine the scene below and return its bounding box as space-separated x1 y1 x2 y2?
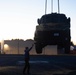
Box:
34 13 71 54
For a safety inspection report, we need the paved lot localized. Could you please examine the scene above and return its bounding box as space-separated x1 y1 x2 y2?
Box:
0 54 76 75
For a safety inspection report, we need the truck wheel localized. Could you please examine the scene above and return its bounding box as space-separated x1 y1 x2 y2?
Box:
64 45 70 54
64 41 70 54
35 43 42 54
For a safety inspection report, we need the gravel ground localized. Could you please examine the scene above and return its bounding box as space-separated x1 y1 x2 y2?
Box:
0 66 76 75
0 55 76 75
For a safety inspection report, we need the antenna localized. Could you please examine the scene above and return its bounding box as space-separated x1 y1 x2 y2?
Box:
45 0 47 14
58 0 60 13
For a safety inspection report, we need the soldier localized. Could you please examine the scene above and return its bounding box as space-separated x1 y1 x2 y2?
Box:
23 44 34 75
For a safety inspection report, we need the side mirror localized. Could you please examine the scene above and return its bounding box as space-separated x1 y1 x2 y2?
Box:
68 17 71 22
37 19 40 25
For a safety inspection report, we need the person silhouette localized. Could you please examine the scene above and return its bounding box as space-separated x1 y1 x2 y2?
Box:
23 44 34 75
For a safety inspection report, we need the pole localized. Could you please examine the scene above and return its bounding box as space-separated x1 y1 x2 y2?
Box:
18 39 19 54
45 0 47 14
58 0 60 13
1 39 4 54
51 0 53 13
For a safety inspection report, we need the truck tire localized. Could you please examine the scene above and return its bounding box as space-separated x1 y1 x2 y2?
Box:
64 42 70 54
35 43 42 54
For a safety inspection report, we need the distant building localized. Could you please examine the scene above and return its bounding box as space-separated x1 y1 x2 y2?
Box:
3 39 58 55
4 39 36 54
3 39 74 55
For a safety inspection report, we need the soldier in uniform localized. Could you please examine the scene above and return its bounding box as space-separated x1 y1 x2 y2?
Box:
23 44 34 75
